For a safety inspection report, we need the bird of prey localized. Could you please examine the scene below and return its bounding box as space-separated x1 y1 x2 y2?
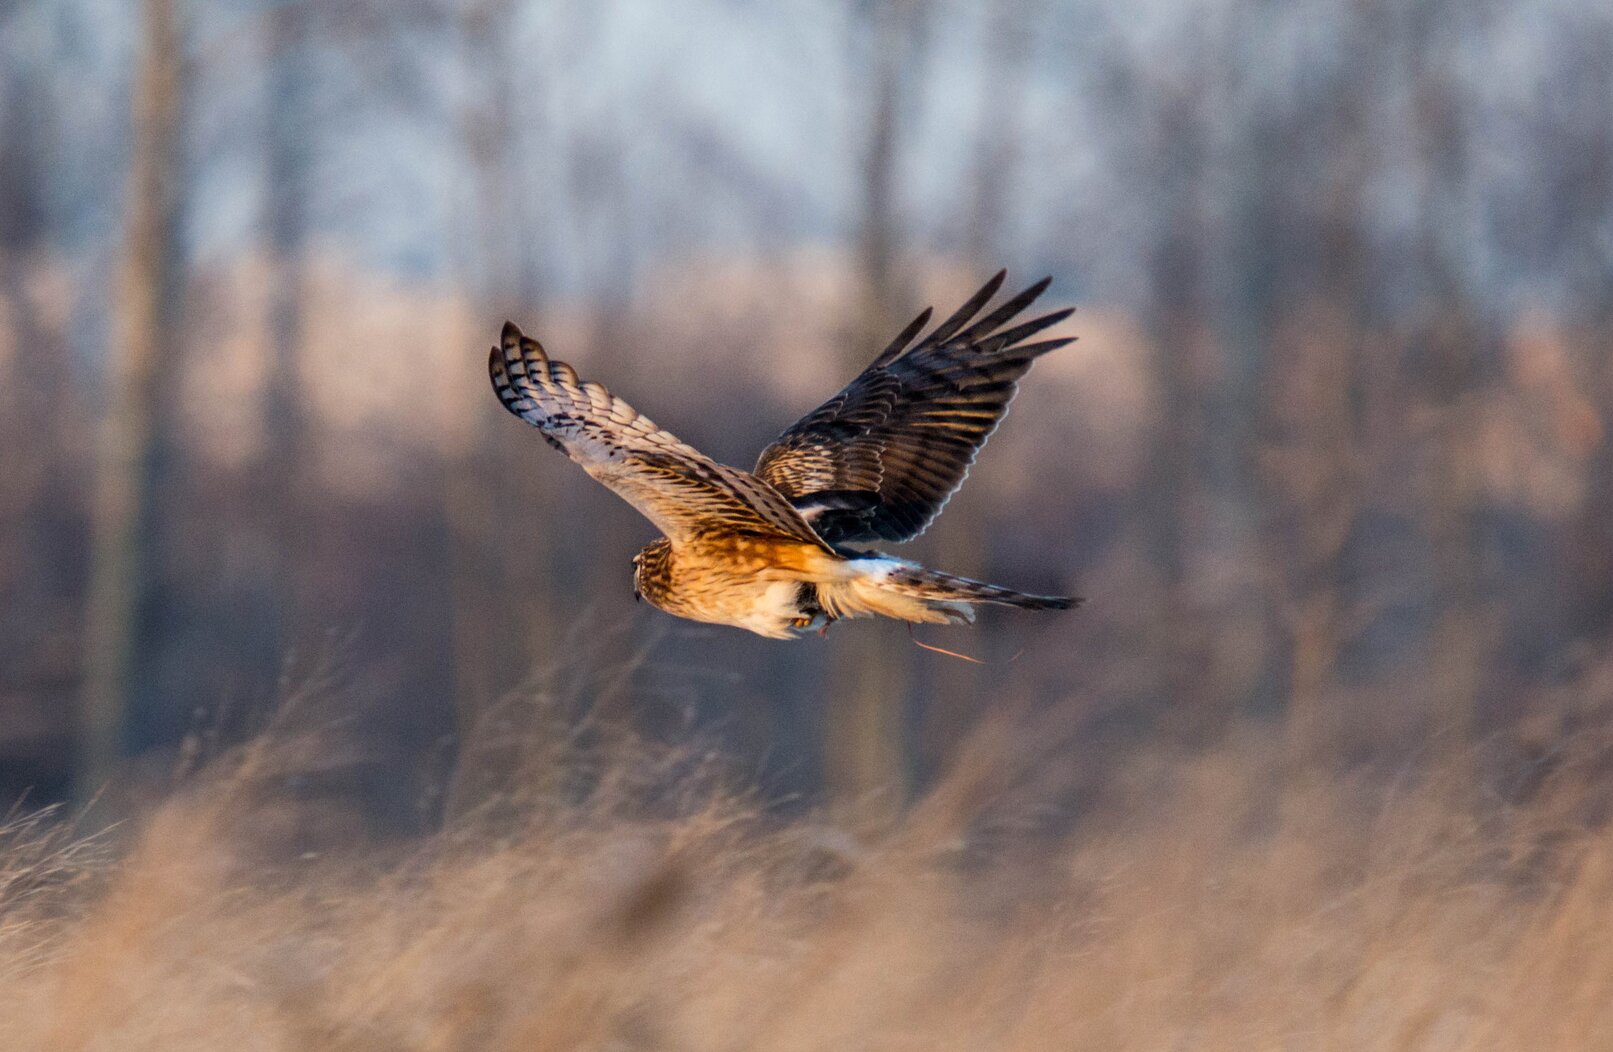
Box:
489 271 1079 639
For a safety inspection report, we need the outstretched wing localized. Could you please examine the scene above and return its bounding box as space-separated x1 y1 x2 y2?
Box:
491 322 828 548
754 272 1073 544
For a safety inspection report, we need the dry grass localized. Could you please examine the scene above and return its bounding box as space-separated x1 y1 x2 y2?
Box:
4 688 1613 1051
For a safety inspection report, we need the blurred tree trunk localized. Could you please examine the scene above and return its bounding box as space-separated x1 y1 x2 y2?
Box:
851 2 908 353
963 1 1029 269
0 73 68 550
78 0 186 804
1421 312 1484 790
1408 2 1487 793
0 64 79 800
1246 3 1376 770
920 0 1033 775
444 0 558 767
1563 31 1613 646
1141 79 1210 735
825 0 928 829
254 0 314 688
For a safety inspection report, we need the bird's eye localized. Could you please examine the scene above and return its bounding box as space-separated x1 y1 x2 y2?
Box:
633 589 642 603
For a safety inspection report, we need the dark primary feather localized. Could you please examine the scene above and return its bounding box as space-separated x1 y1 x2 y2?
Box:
490 322 829 549
754 272 1074 544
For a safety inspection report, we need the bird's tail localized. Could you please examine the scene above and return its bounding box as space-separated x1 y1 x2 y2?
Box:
820 556 1079 626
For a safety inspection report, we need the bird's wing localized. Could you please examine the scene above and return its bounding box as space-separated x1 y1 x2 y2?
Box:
754 272 1073 544
491 322 829 548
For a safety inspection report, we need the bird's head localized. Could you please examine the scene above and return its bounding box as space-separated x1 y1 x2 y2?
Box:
631 537 674 608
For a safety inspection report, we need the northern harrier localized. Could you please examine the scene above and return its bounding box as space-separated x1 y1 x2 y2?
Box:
489 271 1079 639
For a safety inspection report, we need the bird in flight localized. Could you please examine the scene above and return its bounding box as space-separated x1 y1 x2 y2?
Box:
489 270 1079 639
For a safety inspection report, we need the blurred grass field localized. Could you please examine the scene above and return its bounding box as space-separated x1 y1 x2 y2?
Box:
6 669 1613 1051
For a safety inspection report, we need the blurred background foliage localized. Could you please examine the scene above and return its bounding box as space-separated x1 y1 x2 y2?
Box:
1 0 1610 833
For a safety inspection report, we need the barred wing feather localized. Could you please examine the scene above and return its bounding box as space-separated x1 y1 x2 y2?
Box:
754 272 1073 544
490 322 827 548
